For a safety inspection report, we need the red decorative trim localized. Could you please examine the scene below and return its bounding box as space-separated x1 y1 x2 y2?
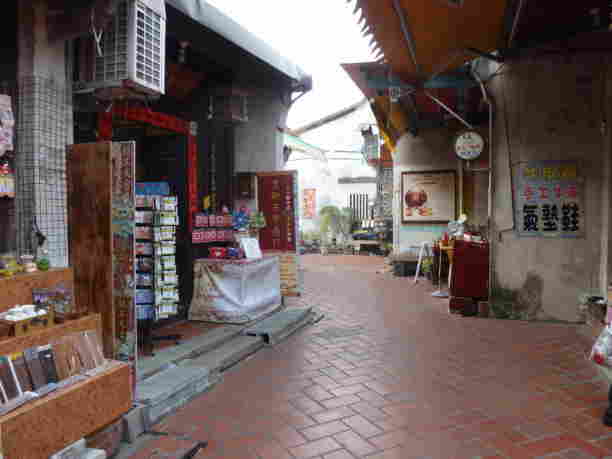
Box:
98 111 113 141
98 103 198 231
187 129 197 232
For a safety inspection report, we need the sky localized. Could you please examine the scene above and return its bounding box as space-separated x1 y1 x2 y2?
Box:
205 0 376 129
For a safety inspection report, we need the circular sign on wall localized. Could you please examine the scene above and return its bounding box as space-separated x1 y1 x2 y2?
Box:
453 130 485 161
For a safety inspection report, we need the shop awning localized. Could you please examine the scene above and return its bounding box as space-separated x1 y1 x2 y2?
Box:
166 0 309 82
354 0 508 80
341 63 410 152
283 132 327 162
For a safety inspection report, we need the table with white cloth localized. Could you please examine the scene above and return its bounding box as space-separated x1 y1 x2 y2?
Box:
189 256 282 324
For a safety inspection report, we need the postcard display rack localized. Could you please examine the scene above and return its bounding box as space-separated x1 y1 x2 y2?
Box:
135 193 180 353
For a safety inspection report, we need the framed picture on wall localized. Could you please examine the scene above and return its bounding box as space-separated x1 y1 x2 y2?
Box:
401 170 456 223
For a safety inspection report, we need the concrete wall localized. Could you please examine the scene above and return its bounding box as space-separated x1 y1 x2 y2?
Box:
284 152 336 234
488 52 612 322
393 128 462 253
235 90 289 172
393 128 489 254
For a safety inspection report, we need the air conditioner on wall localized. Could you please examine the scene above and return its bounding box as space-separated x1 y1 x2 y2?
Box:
74 0 166 100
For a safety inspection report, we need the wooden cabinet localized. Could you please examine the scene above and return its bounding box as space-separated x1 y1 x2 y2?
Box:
450 240 489 299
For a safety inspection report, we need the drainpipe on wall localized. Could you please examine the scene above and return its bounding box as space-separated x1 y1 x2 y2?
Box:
472 70 495 302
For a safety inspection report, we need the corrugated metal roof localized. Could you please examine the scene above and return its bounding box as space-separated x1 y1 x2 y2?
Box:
166 0 309 82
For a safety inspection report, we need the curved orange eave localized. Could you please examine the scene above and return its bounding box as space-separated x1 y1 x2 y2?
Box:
357 0 508 79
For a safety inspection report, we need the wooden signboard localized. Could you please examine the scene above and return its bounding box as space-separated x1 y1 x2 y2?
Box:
67 142 114 357
68 142 137 359
257 171 301 296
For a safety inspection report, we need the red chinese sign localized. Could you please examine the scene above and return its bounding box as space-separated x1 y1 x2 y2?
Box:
258 173 296 252
303 189 316 219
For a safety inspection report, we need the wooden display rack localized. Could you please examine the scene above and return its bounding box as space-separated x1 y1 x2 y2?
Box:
0 269 132 458
0 268 73 312
0 306 55 337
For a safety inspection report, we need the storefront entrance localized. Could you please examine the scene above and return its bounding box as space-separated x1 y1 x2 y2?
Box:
96 105 208 356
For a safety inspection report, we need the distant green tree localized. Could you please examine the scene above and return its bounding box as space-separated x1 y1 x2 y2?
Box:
301 230 321 243
319 206 353 244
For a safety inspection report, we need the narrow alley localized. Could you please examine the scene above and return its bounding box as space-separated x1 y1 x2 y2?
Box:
126 255 612 459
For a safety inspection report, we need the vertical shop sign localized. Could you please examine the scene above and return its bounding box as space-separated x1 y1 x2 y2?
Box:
111 142 136 362
303 189 316 219
515 160 584 238
258 172 297 252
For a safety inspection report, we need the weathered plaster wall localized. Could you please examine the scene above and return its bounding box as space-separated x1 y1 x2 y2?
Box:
235 91 289 172
392 128 487 253
488 52 611 322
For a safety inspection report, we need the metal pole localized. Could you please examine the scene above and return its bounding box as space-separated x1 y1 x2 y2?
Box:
471 70 495 303
508 0 526 49
424 91 474 130
392 0 420 72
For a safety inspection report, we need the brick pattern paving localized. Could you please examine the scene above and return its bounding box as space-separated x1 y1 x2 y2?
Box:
131 255 612 458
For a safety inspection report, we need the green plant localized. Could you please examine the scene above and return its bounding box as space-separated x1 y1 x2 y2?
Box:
319 206 353 244
301 230 321 243
420 257 433 274
249 211 266 230
489 286 521 320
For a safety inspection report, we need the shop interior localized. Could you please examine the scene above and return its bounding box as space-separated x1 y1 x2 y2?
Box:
89 115 232 357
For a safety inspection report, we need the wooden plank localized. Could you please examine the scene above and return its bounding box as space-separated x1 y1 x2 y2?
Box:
67 142 115 357
255 170 296 177
0 361 131 458
0 314 101 357
0 268 73 313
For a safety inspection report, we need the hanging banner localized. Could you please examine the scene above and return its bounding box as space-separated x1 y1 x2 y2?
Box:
303 188 316 219
515 160 584 238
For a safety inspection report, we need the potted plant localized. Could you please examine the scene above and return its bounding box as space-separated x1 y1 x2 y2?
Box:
421 257 434 280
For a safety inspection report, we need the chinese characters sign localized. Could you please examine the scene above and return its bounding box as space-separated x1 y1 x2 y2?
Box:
258 172 297 252
303 189 316 219
515 160 584 238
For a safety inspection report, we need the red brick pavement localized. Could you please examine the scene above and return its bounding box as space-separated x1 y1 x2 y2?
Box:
130 255 612 458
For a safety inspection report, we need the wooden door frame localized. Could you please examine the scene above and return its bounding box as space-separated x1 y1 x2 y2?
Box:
98 104 198 231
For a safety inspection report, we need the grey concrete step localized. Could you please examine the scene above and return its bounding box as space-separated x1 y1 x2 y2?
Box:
137 324 243 381
180 335 265 374
130 308 317 444
136 366 214 429
243 307 314 345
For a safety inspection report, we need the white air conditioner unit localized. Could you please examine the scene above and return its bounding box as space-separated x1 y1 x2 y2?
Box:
74 0 166 100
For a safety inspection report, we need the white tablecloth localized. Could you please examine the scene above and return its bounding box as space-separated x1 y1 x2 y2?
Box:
189 256 282 324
